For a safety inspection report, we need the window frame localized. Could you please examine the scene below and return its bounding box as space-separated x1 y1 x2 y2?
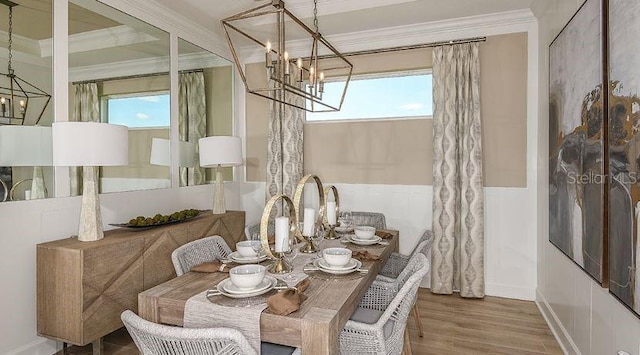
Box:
100 90 171 130
304 68 433 124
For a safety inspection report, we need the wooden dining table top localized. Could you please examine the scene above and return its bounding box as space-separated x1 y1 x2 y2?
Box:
137 230 399 355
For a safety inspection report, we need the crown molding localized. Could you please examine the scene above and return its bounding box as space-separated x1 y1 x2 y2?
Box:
98 0 231 60
68 51 232 82
178 52 231 71
242 9 537 63
69 55 169 82
0 31 42 57
39 25 158 58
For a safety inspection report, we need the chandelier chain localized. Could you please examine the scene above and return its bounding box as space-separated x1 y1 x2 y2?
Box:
313 0 318 33
7 5 12 72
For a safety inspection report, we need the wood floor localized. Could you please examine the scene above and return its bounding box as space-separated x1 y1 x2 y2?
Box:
58 289 562 355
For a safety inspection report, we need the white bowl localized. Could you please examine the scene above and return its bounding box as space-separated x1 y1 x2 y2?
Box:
236 241 258 257
354 226 376 240
229 265 266 290
322 247 352 267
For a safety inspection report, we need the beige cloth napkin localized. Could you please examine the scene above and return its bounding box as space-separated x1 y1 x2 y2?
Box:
375 231 393 239
184 290 267 353
266 279 311 316
352 250 381 261
191 261 239 273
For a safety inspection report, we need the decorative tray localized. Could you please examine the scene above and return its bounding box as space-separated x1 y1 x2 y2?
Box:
110 209 204 229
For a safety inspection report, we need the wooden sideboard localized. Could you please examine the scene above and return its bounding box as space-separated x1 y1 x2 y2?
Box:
36 210 245 347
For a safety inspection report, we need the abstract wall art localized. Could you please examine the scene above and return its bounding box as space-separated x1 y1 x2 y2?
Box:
549 0 607 284
608 0 640 317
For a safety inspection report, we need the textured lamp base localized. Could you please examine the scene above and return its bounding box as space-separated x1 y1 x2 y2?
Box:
212 167 226 214
78 166 104 242
324 224 339 240
30 166 46 199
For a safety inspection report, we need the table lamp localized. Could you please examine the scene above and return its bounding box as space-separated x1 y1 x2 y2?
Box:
0 126 52 200
52 122 128 242
198 136 242 214
150 138 196 167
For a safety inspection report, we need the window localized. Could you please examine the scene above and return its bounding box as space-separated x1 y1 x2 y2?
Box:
306 70 432 122
102 92 170 128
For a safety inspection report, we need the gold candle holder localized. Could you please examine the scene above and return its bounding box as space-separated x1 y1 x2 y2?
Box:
293 174 326 253
323 185 340 240
260 194 299 274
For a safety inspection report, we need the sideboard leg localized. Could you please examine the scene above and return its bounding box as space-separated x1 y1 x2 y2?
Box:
92 338 103 355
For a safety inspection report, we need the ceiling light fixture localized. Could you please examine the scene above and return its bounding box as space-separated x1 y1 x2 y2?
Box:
222 0 353 112
0 0 51 126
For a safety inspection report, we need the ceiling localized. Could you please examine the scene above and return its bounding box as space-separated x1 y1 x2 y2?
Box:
153 0 538 38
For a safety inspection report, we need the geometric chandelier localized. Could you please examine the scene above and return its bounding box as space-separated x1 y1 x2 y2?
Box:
0 1 51 126
222 0 353 112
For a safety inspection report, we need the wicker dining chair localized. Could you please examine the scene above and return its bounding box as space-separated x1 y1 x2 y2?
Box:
339 253 429 355
350 211 387 230
171 236 233 276
122 311 300 355
375 231 433 338
122 310 258 355
379 230 433 282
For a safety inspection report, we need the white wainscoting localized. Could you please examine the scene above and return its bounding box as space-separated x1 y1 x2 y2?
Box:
238 181 537 300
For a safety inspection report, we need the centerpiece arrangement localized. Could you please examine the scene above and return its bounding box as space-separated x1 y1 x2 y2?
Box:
112 209 202 228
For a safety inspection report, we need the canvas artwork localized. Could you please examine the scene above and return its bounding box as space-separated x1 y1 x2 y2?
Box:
608 0 640 316
0 167 11 202
549 0 605 284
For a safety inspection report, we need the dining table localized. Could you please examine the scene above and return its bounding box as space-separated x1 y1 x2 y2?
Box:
137 230 399 355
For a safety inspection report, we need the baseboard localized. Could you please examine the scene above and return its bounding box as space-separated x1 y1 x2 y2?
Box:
5 337 59 355
486 283 536 301
535 289 580 355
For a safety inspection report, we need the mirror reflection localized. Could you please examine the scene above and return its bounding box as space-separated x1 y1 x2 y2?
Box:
0 0 54 202
177 38 234 187
68 0 170 194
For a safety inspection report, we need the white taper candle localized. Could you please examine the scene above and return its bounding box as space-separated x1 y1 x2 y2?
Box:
275 216 289 252
327 201 336 225
303 208 315 236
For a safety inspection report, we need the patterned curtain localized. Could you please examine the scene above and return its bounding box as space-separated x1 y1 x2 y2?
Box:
179 71 207 186
71 83 99 196
431 43 485 298
265 89 304 210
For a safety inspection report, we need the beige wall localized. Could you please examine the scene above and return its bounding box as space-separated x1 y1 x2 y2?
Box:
204 66 234 181
246 32 528 187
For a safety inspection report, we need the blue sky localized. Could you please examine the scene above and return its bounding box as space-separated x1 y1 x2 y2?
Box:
108 94 170 128
307 73 433 121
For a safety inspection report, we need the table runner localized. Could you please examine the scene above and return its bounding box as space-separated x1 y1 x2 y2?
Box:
183 291 267 353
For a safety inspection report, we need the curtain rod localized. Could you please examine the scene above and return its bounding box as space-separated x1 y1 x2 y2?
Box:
71 68 204 85
312 36 487 60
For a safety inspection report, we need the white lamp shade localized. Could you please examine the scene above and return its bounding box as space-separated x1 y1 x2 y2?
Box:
0 126 52 166
52 122 129 166
198 136 243 167
150 138 196 167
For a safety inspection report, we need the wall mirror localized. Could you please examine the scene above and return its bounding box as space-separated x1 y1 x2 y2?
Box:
0 0 54 202
67 0 171 195
177 37 234 187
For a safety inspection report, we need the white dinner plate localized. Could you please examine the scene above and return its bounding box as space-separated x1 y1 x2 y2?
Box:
216 276 277 298
346 235 382 245
313 259 362 275
222 276 273 294
317 258 359 271
229 251 268 264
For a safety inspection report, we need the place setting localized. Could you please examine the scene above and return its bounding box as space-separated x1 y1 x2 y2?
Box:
303 247 370 280
342 225 390 247
226 240 269 264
